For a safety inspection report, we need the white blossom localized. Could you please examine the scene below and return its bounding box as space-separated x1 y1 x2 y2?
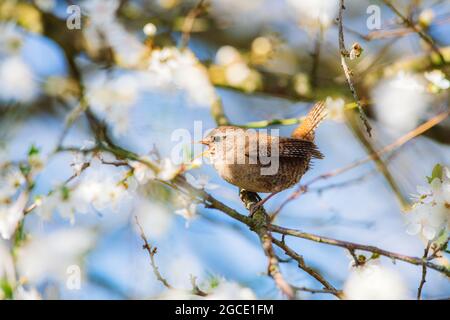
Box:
82 0 147 67
70 153 88 177
215 46 241 66
0 167 25 203
14 286 42 300
131 157 156 185
0 56 38 104
0 241 15 286
287 0 339 29
372 72 430 132
406 202 447 240
82 0 120 25
0 23 24 55
344 263 409 300
406 166 450 240
225 62 251 86
35 188 81 224
147 47 217 107
185 173 219 190
213 45 259 90
131 157 179 184
206 279 256 300
143 23 157 37
16 229 95 284
325 97 346 122
86 72 139 135
425 70 450 90
0 193 27 240
107 22 149 67
158 158 180 181
37 165 130 223
174 193 197 227
74 170 129 213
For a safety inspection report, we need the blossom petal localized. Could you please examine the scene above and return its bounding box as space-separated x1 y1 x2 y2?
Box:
406 223 421 236
422 226 436 240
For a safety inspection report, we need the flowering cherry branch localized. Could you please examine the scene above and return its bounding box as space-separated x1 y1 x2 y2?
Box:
13 4 446 300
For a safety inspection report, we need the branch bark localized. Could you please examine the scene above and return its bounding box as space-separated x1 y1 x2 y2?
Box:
337 0 372 137
239 190 295 299
269 224 450 277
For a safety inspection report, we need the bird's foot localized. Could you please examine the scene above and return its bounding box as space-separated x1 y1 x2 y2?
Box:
248 192 279 216
249 203 261 217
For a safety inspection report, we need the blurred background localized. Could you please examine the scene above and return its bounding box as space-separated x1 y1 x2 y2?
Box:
0 0 449 300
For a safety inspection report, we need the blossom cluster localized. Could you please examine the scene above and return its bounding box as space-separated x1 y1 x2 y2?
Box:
0 23 38 103
406 164 450 241
147 47 218 107
209 46 262 93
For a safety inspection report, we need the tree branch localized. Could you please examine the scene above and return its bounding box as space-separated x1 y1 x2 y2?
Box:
239 190 295 299
269 224 450 277
337 0 372 137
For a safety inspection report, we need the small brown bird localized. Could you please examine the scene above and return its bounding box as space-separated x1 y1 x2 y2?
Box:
201 101 326 209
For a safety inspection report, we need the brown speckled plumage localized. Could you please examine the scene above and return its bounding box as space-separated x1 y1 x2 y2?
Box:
202 101 326 193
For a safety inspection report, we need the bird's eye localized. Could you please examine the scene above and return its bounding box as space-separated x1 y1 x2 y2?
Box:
213 136 222 142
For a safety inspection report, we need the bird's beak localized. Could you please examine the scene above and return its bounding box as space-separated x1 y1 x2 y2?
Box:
198 139 209 145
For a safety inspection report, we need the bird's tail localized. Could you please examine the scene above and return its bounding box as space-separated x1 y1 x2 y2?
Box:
291 101 327 141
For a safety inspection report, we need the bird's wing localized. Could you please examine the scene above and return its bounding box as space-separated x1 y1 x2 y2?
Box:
244 133 323 160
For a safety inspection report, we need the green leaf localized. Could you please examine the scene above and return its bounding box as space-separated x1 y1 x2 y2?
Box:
427 164 443 183
433 228 449 249
19 163 31 177
14 221 26 247
209 276 220 289
27 144 40 157
0 278 13 300
61 186 70 201
370 252 381 260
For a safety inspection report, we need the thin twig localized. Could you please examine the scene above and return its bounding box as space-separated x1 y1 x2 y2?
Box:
134 216 173 289
337 0 372 137
348 249 362 267
381 0 445 64
271 238 343 299
310 25 323 89
180 0 207 48
23 161 90 216
417 241 431 300
292 286 341 295
428 237 450 260
190 275 208 297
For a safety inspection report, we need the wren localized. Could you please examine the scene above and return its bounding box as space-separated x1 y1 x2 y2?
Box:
200 101 326 204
